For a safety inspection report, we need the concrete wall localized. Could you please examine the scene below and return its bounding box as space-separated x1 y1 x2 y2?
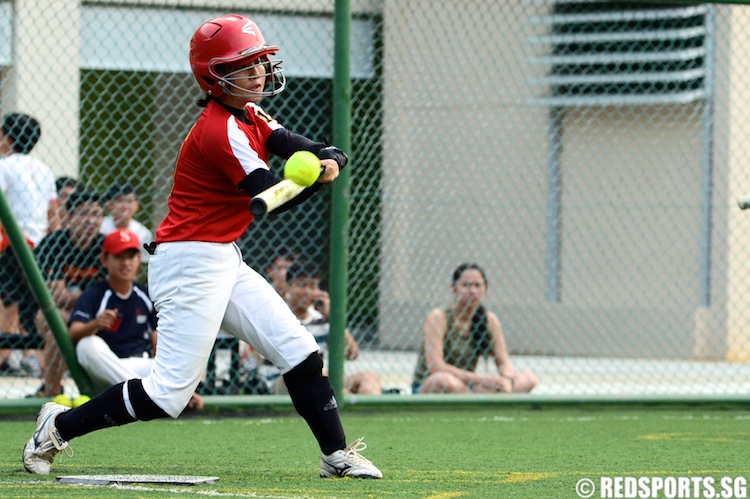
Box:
379 0 550 350
377 2 750 360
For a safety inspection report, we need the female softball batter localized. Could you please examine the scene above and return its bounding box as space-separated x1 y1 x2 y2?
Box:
23 14 382 480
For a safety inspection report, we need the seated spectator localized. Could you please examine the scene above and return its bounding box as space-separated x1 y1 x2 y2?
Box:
0 113 58 376
31 190 107 397
68 229 202 409
50 176 77 231
100 182 153 263
257 261 382 395
239 246 297 373
412 263 537 394
264 246 296 297
56 176 77 200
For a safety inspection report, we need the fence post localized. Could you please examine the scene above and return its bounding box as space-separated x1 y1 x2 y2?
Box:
0 189 94 396
329 0 352 405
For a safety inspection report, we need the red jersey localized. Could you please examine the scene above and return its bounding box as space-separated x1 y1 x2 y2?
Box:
156 100 282 243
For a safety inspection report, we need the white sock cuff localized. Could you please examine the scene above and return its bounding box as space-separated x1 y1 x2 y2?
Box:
122 381 137 419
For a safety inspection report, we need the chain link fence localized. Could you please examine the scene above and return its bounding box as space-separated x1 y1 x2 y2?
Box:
2 0 750 402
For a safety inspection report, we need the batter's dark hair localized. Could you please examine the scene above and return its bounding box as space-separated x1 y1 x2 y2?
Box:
2 113 41 154
451 262 488 289
197 95 213 107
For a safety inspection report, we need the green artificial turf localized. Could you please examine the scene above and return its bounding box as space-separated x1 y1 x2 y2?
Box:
0 406 748 498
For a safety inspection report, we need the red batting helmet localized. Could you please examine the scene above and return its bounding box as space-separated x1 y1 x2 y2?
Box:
189 14 286 97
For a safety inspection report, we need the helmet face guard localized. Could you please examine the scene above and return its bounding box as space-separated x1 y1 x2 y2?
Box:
210 53 286 98
189 14 286 98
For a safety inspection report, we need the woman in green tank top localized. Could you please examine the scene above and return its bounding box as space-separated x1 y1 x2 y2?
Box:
412 263 537 394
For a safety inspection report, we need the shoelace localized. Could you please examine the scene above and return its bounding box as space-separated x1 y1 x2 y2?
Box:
343 437 373 465
36 441 73 463
52 428 74 458
37 428 74 463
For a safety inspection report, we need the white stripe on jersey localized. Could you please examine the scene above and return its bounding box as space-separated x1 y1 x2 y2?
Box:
133 286 153 314
97 289 113 318
96 285 151 320
226 115 269 176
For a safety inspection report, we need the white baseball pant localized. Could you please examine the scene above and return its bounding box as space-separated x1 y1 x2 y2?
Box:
144 241 318 417
76 335 153 391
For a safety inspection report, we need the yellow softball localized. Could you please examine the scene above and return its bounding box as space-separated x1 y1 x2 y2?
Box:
284 151 321 187
72 394 91 408
53 394 73 408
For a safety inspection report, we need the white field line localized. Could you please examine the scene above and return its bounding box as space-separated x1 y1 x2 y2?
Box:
0 481 315 499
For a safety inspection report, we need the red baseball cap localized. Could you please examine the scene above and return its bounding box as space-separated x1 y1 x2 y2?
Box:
103 229 141 255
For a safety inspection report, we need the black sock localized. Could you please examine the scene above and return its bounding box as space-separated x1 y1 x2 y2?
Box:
284 352 347 455
55 379 169 441
126 378 171 421
55 382 136 441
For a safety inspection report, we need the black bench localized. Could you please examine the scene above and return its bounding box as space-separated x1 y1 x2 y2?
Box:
0 332 44 350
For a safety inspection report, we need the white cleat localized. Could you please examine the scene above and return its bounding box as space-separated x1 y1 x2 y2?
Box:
22 402 73 474
320 437 383 479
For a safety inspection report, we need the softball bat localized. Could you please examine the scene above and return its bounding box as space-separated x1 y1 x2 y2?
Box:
249 179 307 217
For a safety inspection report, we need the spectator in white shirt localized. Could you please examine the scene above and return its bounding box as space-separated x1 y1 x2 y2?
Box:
0 113 57 375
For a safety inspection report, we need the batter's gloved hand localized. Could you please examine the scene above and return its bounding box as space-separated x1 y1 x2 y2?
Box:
317 146 348 171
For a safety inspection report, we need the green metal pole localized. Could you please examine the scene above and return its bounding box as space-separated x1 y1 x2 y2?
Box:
329 0 352 404
0 189 94 396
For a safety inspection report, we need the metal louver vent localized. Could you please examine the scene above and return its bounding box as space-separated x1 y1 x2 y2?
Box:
527 1 712 106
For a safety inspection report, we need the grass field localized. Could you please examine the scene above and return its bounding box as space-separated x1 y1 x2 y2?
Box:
1 405 749 498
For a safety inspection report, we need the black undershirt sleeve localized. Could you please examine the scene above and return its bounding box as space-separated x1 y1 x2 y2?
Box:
266 129 348 172
238 168 280 197
266 128 328 159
